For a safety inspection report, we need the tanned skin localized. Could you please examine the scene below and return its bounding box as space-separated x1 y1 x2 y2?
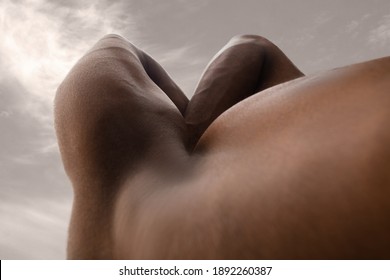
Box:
55 34 390 259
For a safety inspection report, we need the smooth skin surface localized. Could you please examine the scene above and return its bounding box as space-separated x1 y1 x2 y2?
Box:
55 34 390 259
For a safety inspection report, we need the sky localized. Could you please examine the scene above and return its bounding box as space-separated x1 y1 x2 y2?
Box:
0 0 389 259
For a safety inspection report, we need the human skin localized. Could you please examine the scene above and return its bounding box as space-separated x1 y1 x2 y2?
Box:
55 34 390 259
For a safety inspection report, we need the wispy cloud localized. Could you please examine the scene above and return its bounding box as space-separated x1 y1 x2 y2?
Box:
368 14 390 47
345 20 360 34
146 44 207 96
0 0 137 122
0 197 70 259
314 11 333 25
0 110 11 118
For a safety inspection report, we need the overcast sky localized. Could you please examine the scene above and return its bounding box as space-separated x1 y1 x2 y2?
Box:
0 0 389 259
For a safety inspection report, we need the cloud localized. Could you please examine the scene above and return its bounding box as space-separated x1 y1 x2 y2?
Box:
0 197 71 259
145 44 207 96
345 20 360 34
156 46 197 66
0 0 138 123
368 14 390 47
314 11 333 25
0 110 11 118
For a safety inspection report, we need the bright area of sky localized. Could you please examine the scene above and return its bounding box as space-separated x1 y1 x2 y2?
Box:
0 0 389 259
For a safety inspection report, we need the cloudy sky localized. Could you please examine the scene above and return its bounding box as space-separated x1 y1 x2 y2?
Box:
0 0 389 259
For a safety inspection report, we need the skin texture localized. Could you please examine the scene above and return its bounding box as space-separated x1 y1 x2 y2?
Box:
55 34 390 259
